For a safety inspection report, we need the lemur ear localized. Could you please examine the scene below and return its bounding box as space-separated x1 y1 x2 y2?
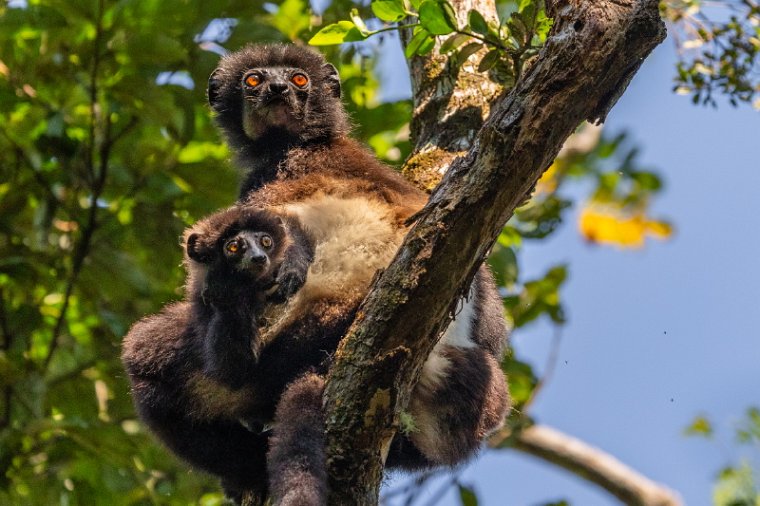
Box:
187 233 214 264
322 63 341 98
207 68 224 108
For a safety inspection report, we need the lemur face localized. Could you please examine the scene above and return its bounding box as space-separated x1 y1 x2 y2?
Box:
185 209 287 285
222 230 275 276
238 66 311 138
207 44 344 145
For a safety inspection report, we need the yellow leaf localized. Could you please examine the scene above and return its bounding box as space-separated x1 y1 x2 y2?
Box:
535 162 558 195
579 205 672 249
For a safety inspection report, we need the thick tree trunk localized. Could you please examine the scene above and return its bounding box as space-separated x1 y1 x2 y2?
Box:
323 1 667 504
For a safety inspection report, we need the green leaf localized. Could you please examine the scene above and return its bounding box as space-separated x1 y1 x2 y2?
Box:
478 49 501 72
440 32 471 53
419 0 457 35
535 8 554 42
458 42 484 61
630 171 662 191
309 21 367 45
458 484 479 506
404 28 434 58
270 0 312 40
418 34 437 55
372 0 407 22
488 244 518 287
508 12 528 46
503 358 538 406
518 0 534 11
468 10 489 36
684 416 713 437
518 0 536 17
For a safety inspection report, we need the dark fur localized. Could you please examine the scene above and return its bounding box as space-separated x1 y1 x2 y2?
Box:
121 207 315 500
208 44 349 197
267 374 327 506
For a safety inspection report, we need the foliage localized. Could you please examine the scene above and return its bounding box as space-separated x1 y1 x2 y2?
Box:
311 0 552 86
663 0 760 108
0 0 408 504
685 409 760 506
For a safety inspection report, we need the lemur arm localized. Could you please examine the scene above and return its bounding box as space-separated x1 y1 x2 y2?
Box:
202 305 259 389
270 216 315 303
200 264 261 389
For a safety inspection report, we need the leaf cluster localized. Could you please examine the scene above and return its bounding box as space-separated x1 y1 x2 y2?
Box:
310 0 553 85
685 409 760 506
664 0 760 108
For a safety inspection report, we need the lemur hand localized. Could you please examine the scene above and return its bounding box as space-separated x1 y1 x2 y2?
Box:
269 263 308 304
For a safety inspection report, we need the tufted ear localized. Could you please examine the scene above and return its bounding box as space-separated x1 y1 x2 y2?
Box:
322 63 341 98
186 233 215 264
207 68 224 108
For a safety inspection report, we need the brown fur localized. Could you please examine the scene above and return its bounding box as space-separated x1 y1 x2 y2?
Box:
245 138 427 224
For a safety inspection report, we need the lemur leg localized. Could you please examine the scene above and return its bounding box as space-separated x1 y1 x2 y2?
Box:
267 373 327 506
122 303 270 502
134 388 271 501
406 266 510 465
407 346 509 465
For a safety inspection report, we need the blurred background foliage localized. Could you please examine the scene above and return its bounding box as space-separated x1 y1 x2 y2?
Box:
0 0 755 504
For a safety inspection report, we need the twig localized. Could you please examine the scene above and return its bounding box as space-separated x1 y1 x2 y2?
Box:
43 0 108 370
521 323 564 412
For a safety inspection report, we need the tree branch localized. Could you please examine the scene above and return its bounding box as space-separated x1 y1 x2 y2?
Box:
43 0 113 371
501 424 682 506
323 1 666 503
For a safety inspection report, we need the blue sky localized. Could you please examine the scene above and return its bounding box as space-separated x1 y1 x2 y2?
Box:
379 28 760 506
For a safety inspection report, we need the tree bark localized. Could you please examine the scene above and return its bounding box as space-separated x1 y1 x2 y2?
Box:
323 1 667 504
400 0 502 190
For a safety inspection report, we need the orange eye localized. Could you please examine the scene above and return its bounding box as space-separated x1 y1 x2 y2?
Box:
260 235 273 249
291 74 308 87
244 74 260 87
226 241 239 253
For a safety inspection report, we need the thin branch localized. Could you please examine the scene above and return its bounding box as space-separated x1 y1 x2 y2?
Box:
502 424 682 506
420 473 461 506
43 0 107 370
521 323 564 412
0 288 12 429
380 469 444 504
